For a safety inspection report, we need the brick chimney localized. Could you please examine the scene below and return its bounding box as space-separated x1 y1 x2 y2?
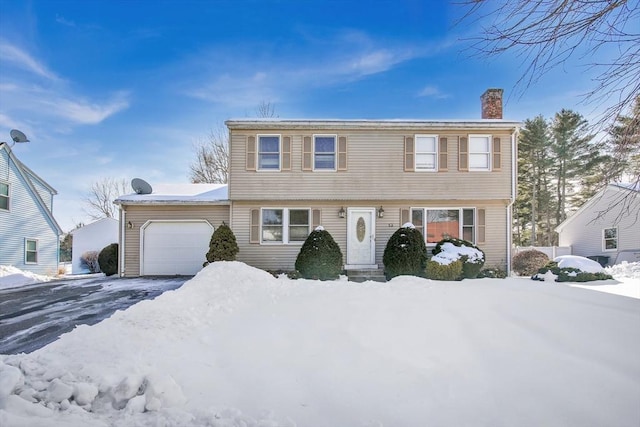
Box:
481 88 503 119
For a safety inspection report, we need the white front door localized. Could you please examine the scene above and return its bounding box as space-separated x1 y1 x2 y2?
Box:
347 208 376 267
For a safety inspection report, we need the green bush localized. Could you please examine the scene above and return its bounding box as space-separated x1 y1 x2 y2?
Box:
383 225 427 280
533 261 613 282
513 249 549 276
477 267 508 279
98 243 118 276
295 227 343 280
425 259 463 281
205 223 239 263
432 238 485 279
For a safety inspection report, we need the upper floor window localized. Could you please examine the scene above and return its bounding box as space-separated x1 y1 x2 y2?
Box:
0 182 8 210
261 208 310 243
314 135 336 171
414 135 438 171
603 227 617 251
411 207 477 245
468 135 491 171
258 135 281 170
25 239 38 264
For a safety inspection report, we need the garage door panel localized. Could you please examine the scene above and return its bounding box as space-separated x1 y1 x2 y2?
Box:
143 221 212 275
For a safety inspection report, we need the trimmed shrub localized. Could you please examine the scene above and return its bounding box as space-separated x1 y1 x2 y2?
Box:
295 227 343 280
425 259 463 281
205 223 239 263
477 267 508 279
98 243 118 276
80 251 100 273
513 249 549 276
532 261 613 282
432 238 485 279
383 224 427 280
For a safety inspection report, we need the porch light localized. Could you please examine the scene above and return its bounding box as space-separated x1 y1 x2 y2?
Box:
127 221 133 229
377 206 385 218
338 206 346 218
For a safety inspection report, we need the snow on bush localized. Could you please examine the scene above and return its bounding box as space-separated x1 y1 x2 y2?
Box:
554 255 605 273
431 240 485 279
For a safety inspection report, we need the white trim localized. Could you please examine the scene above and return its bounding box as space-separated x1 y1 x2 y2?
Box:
119 206 126 277
25 238 38 264
602 227 618 252
346 207 376 266
256 134 282 171
414 134 438 172
260 207 311 245
411 207 477 245
0 180 9 211
312 134 337 172
468 134 492 171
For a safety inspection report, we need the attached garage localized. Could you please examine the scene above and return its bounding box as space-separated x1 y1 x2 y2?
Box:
141 220 212 275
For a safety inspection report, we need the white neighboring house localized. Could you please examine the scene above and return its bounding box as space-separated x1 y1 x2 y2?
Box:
556 183 640 265
70 218 119 274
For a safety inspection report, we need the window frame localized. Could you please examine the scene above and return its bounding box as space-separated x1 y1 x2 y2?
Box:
25 238 38 264
257 134 282 171
260 208 311 244
602 227 618 252
313 134 337 171
468 134 492 171
410 207 477 245
414 134 438 172
0 181 9 211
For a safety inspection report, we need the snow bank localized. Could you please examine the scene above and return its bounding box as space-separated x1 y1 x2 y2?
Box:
0 266 53 290
554 255 605 273
1 261 639 426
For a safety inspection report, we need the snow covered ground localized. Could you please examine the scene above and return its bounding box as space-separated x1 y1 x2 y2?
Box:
0 266 55 290
1 262 639 426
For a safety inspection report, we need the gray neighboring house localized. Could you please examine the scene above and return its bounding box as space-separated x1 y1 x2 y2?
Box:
1 142 62 275
556 183 640 265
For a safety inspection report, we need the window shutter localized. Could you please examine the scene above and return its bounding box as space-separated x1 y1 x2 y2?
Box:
438 137 448 172
477 208 486 244
400 208 410 225
246 136 256 171
404 137 414 171
459 136 468 171
303 136 312 171
492 137 501 171
312 209 321 229
338 136 347 171
282 136 291 171
250 209 260 243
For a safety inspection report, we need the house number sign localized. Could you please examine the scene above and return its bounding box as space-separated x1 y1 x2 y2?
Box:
356 217 366 242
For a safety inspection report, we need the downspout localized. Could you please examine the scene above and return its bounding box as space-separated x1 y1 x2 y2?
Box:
506 128 518 276
119 205 126 277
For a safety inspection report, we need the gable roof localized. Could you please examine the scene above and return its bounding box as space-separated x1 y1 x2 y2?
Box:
114 183 229 205
70 217 119 236
0 142 63 235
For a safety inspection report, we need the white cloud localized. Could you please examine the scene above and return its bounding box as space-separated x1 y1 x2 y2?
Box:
41 91 130 125
55 15 76 27
0 40 58 81
417 85 450 99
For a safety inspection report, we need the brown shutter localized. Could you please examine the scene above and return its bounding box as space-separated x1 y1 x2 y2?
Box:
404 137 414 171
338 136 347 171
492 137 501 171
246 136 256 171
312 209 321 229
477 208 486 244
400 208 410 225
303 136 312 171
250 209 260 243
459 136 468 171
282 136 291 171
438 137 448 172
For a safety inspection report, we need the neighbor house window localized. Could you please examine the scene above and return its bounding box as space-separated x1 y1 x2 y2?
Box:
468 135 491 171
313 135 336 170
25 239 38 264
603 228 617 251
261 208 310 243
0 182 8 210
258 135 281 170
414 135 438 171
411 208 477 244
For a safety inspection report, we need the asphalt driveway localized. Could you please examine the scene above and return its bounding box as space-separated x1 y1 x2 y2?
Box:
0 275 189 354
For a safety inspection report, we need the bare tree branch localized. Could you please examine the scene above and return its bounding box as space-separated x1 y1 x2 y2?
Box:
84 178 129 220
189 125 229 184
256 100 278 118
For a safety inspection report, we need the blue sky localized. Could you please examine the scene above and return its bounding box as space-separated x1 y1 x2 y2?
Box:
0 0 605 232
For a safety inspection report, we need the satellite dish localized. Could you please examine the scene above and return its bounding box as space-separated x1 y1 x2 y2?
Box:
131 178 153 195
9 129 29 146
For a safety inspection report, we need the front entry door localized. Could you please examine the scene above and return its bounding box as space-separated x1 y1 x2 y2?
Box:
347 208 376 267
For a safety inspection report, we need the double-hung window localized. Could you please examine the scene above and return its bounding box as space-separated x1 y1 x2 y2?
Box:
25 239 38 264
414 135 438 171
411 208 477 245
603 227 617 251
314 135 336 171
468 135 491 171
262 208 310 243
0 182 8 210
258 135 281 170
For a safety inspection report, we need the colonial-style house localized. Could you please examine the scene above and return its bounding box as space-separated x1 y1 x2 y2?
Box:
116 89 520 276
555 183 640 265
0 142 62 274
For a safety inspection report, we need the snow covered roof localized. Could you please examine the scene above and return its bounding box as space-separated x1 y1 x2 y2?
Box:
114 183 229 205
611 182 640 193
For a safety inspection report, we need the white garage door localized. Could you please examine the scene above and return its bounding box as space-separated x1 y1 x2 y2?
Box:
142 221 212 275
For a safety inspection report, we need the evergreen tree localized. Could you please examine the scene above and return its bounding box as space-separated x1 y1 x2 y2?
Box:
295 227 343 280
607 97 640 184
59 233 72 262
205 223 239 262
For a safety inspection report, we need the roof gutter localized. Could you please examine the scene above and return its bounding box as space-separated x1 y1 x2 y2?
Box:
225 119 522 131
506 128 519 276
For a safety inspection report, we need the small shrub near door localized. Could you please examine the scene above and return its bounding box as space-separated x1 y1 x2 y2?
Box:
295 226 343 280
383 223 427 280
205 223 239 263
512 249 549 276
431 238 485 279
98 243 119 276
425 259 463 281
80 251 100 273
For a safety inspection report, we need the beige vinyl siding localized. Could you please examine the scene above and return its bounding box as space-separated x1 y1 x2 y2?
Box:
232 200 509 271
229 130 513 201
121 204 230 277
